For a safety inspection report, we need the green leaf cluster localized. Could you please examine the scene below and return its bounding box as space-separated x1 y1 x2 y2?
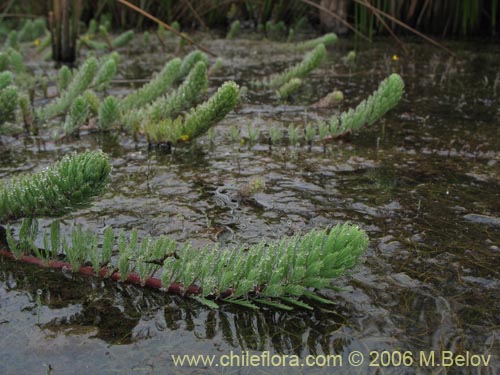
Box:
18 19 47 42
144 80 239 145
177 50 209 82
0 151 111 223
276 77 302 100
294 33 337 51
162 223 368 309
63 96 89 136
120 58 181 112
329 73 405 135
226 20 241 39
0 48 25 74
111 30 134 49
116 229 177 284
0 84 18 125
57 65 72 93
264 43 326 88
147 60 208 123
39 57 98 121
91 53 118 90
98 96 121 131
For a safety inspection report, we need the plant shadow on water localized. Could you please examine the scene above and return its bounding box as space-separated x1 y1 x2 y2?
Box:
1 36 500 374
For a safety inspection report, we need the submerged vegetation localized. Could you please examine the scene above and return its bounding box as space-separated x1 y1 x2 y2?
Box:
0 152 368 310
0 6 406 311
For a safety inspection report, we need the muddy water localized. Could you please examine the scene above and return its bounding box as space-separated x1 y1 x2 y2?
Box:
0 36 499 374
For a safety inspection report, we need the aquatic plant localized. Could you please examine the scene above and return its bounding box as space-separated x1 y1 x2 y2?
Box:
57 65 72 93
177 50 209 82
98 96 121 131
318 120 329 140
0 52 9 71
63 224 98 272
181 81 239 140
228 124 240 142
329 73 404 136
3 31 19 50
111 30 134 49
295 32 337 51
276 77 303 100
247 124 259 145
226 20 241 39
2 219 367 310
18 19 47 42
288 124 300 145
147 60 208 123
0 71 12 90
39 57 98 121
18 94 34 132
7 48 25 74
304 122 316 143
120 58 181 112
83 90 99 116
91 54 118 90
263 44 326 88
63 96 89 136
144 81 239 145
208 57 223 76
162 223 368 309
0 85 18 125
0 151 111 223
269 126 283 145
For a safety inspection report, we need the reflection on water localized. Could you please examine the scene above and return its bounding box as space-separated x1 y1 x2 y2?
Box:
0 36 499 373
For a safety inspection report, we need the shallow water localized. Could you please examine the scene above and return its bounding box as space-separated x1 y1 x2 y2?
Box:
0 35 499 374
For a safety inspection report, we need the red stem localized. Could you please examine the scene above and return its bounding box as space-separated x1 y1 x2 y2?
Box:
0 249 196 295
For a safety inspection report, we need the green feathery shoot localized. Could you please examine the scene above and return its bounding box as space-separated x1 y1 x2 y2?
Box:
144 81 239 145
226 20 241 39
0 85 18 125
63 96 89 136
18 18 46 42
7 48 25 74
0 52 9 71
181 80 239 140
39 57 98 121
111 30 134 49
19 94 34 133
81 38 107 50
0 151 111 223
57 65 72 93
91 55 118 90
83 90 99 116
295 33 337 51
4 31 19 50
208 57 223 76
277 78 303 100
147 60 208 123
87 19 98 35
120 58 181 112
98 96 121 131
18 20 33 42
6 218 367 310
177 50 209 82
162 223 368 308
330 73 405 135
0 71 12 90
265 43 326 88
